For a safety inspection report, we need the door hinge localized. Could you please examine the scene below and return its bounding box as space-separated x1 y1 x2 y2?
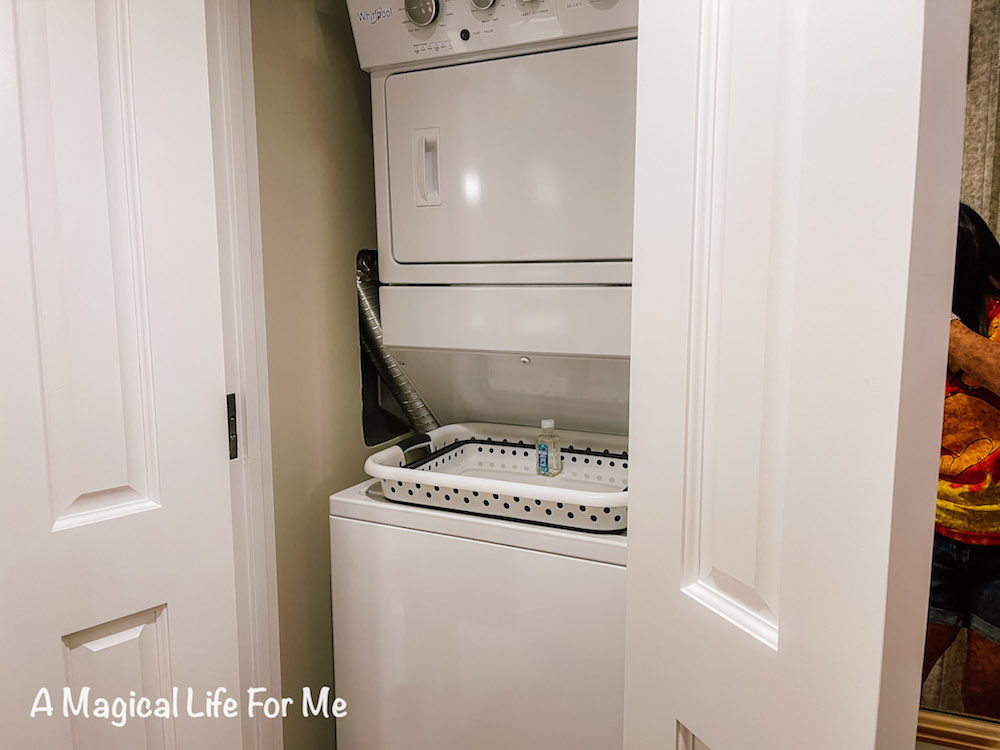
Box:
227 393 238 460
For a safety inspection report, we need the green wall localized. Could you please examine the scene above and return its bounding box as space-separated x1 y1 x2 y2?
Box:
249 1 375 746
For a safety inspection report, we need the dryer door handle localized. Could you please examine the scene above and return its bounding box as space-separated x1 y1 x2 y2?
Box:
413 128 441 206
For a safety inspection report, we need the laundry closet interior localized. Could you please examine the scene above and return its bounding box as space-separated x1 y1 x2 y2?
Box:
253 1 638 748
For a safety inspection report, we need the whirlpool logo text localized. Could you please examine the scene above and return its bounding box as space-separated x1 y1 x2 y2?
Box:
358 6 393 24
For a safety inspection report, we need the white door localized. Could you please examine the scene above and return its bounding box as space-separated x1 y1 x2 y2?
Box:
0 1 244 748
625 1 970 749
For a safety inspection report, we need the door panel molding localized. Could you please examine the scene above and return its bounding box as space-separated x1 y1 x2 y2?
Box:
681 0 807 651
63 607 175 750
15 0 160 531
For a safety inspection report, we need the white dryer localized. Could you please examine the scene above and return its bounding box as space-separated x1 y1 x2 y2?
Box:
333 2 638 746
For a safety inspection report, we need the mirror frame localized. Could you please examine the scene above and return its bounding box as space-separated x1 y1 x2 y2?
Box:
919 710 1000 749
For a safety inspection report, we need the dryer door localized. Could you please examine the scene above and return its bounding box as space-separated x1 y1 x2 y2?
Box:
384 40 637 265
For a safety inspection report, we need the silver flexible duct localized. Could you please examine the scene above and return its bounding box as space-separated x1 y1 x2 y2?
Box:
357 252 440 434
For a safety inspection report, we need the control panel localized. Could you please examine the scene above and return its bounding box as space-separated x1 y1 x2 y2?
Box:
346 0 637 71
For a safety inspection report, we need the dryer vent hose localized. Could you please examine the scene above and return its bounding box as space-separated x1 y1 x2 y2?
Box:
357 251 440 435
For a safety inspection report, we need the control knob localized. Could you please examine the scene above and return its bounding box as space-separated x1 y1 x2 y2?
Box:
405 0 439 27
471 0 495 9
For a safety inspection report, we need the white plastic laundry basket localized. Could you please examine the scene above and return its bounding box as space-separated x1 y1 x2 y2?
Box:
365 423 629 532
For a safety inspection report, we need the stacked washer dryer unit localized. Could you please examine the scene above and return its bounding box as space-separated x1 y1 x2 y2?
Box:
333 2 637 748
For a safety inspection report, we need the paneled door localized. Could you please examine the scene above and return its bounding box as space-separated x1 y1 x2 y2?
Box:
1 1 244 747
625 1 971 749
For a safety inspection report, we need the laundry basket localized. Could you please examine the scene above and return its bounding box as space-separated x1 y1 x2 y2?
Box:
365 423 628 532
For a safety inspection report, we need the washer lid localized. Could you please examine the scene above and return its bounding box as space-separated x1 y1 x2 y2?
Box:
330 480 626 566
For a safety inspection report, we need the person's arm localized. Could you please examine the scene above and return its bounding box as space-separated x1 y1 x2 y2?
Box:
949 318 1000 395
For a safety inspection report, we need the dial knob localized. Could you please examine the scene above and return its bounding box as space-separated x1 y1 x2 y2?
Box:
405 0 439 26
471 0 495 9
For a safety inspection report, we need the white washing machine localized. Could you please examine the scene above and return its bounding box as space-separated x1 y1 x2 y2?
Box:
330 480 626 750
333 1 638 746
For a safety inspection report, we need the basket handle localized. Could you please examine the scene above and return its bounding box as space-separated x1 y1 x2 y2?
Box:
397 433 432 455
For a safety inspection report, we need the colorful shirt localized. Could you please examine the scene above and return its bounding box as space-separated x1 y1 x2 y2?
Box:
937 298 1000 544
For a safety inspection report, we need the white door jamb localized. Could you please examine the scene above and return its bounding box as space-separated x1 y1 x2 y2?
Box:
206 2 283 749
